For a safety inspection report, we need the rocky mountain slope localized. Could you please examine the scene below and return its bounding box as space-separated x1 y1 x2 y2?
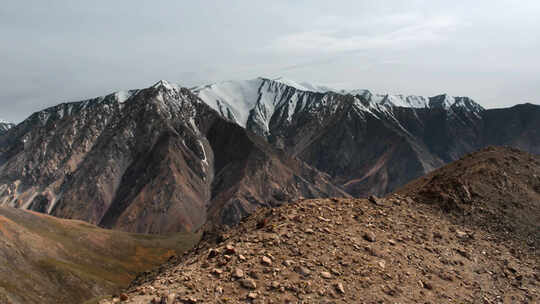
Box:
398 146 540 247
0 120 14 135
0 77 538 234
196 78 540 196
0 81 345 234
0 206 200 304
104 146 539 304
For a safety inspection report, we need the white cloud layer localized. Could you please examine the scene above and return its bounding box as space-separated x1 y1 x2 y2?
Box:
270 15 460 53
1 0 539 121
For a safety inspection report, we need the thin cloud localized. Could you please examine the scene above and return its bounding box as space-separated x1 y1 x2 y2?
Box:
269 15 460 54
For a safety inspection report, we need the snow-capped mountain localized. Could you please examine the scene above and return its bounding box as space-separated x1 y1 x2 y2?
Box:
0 77 538 233
0 120 14 135
194 77 538 196
194 77 485 138
193 77 345 137
0 80 345 233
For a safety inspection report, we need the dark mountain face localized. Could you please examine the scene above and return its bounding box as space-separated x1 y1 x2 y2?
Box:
0 81 346 233
294 102 540 196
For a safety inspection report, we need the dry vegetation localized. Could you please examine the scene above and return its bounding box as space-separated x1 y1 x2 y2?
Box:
0 208 201 304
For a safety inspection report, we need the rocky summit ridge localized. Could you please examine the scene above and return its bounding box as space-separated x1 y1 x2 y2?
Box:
0 80 345 234
102 146 539 304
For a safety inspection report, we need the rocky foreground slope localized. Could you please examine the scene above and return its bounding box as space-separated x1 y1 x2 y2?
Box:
104 147 539 303
0 207 200 304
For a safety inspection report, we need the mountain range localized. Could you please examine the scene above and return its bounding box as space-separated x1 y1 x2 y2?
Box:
0 77 539 233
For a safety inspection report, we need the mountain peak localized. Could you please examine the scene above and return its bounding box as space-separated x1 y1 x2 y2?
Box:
151 79 179 91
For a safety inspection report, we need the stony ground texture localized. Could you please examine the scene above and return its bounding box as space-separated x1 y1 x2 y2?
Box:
100 147 539 304
103 196 538 304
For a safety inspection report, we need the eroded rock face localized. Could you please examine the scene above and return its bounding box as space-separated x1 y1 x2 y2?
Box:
0 81 347 233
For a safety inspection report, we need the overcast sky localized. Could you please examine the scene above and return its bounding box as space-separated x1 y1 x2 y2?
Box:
1 0 539 122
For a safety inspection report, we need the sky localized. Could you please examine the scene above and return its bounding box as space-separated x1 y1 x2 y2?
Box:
1 0 539 122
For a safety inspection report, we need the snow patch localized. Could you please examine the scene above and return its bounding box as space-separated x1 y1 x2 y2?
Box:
115 90 133 103
152 80 180 92
193 78 265 126
271 77 335 93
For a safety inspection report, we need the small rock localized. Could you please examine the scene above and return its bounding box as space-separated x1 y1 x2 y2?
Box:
421 281 433 290
365 245 382 257
283 260 294 267
320 271 332 279
261 256 272 266
456 230 468 239
239 254 247 261
207 248 219 259
241 278 257 289
233 268 244 278
369 195 381 205
247 292 258 299
119 293 128 301
388 239 397 245
224 244 236 255
335 282 345 294
179 297 197 304
249 270 260 279
305 228 315 234
167 293 177 303
378 260 386 269
363 231 377 242
433 231 443 239
294 266 311 277
271 281 280 289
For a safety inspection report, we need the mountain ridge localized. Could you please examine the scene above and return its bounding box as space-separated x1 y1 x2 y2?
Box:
0 80 346 233
0 77 539 233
